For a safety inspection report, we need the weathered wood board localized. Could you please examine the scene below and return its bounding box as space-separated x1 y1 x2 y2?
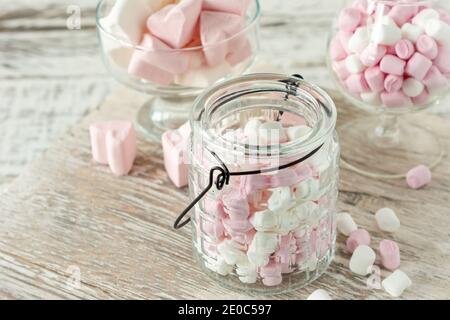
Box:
0 87 449 300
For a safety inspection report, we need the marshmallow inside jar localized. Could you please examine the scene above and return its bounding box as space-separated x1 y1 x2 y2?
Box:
188 74 340 294
328 0 450 113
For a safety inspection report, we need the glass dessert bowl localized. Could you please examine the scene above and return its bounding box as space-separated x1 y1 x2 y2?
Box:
327 0 449 178
96 0 261 140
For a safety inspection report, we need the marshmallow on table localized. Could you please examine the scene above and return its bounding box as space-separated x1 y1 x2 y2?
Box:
416 35 438 60
401 23 424 43
348 27 370 54
406 52 433 80
90 121 137 176
147 0 202 49
382 270 412 298
336 212 357 236
202 0 250 16
372 16 402 46
425 19 450 45
379 239 401 271
402 78 425 98
162 122 191 188
380 55 406 77
338 7 362 32
412 8 440 29
360 44 386 67
307 289 332 300
406 165 432 189
395 39 415 60
349 245 376 276
174 62 232 88
346 229 371 253
365 67 386 92
375 208 400 232
345 54 365 74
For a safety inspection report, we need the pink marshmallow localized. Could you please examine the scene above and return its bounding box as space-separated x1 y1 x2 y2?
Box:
381 91 412 107
395 39 415 60
279 112 306 126
380 54 406 76
221 189 250 220
360 43 387 67
365 67 386 92
434 46 450 74
346 229 371 253
416 35 438 60
240 174 271 195
345 73 369 93
379 239 401 271
269 168 302 188
162 122 191 188
128 55 174 85
260 261 282 278
147 0 202 49
388 5 418 26
338 31 353 54
226 36 252 66
203 218 225 239
333 60 351 81
262 276 283 287
411 89 430 105
90 121 136 176
330 36 348 61
423 66 449 93
202 0 250 16
386 45 397 55
384 74 404 93
405 52 433 80
406 165 432 189
222 218 253 235
338 8 363 32
438 8 450 25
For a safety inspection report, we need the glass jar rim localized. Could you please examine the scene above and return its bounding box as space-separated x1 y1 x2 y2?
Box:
96 0 261 53
191 73 337 160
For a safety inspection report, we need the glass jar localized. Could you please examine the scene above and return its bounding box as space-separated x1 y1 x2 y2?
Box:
186 74 339 294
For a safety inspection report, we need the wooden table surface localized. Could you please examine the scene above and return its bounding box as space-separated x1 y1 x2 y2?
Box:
1 0 450 300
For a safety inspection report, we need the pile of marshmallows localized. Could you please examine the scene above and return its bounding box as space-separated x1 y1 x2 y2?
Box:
330 0 450 108
100 0 253 87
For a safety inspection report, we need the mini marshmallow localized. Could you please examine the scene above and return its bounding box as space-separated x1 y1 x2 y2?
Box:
294 179 321 201
402 78 425 98
336 212 357 236
270 168 303 189
406 165 432 189
384 74 403 93
339 7 363 32
338 31 353 55
251 209 278 231
307 289 332 300
249 232 278 254
380 55 406 76
416 35 438 60
360 44 387 67
345 54 365 74
222 189 250 220
382 270 412 297
425 19 450 45
349 245 376 276
147 0 202 49
174 62 232 88
381 91 412 107
395 39 415 60
333 60 351 81
423 66 449 94
217 240 247 265
268 187 293 212
401 23 424 43
372 16 402 46
280 112 306 126
412 89 430 105
348 27 370 54
285 125 312 142
162 122 191 188
365 67 386 92
262 276 283 287
388 4 418 26
375 208 401 232
434 46 450 74
345 74 369 93
259 121 288 145
90 121 137 176
346 229 371 253
243 118 262 138
360 92 381 105
330 36 348 61
202 0 250 16
406 52 433 80
379 239 401 271
207 256 233 276
412 8 440 29
128 54 174 85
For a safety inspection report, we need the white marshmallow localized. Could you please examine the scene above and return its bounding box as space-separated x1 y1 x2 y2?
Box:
349 245 376 276
294 178 321 200
239 274 258 284
375 208 401 232
336 212 358 236
306 289 332 300
348 27 370 54
382 270 412 298
401 23 424 43
174 63 232 88
251 209 278 231
372 16 402 45
268 187 293 212
236 258 258 283
425 19 450 45
249 232 278 254
294 201 319 222
244 118 262 138
402 78 425 98
206 256 233 276
217 240 247 265
247 251 270 267
278 210 301 234
412 8 440 29
259 121 288 144
345 54 365 74
285 125 312 142
360 92 381 105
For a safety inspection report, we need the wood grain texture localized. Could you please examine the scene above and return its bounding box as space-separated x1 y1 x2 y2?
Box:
0 87 449 300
